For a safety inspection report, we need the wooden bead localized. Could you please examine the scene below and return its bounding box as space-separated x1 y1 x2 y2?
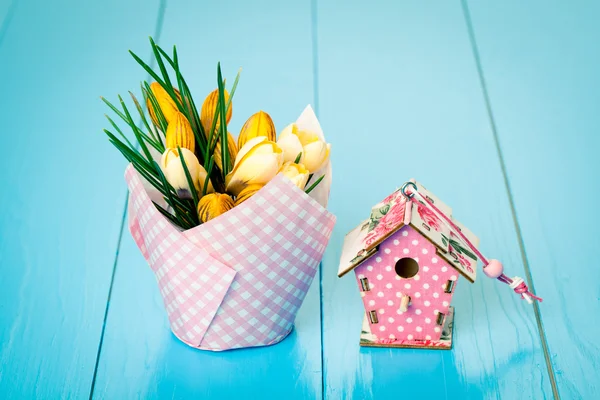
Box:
483 259 504 278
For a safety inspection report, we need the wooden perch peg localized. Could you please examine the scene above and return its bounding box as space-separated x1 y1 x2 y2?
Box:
399 294 411 313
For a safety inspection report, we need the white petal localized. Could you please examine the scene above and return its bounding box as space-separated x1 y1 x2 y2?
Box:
278 123 297 140
234 136 267 167
226 153 281 195
302 140 329 172
161 148 201 194
277 133 304 164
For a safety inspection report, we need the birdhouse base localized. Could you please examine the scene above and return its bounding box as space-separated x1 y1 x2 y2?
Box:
359 307 455 350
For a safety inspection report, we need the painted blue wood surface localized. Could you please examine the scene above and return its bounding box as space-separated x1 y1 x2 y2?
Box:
0 0 159 397
0 1 17 43
1 0 598 398
91 0 323 398
317 0 552 398
467 1 600 398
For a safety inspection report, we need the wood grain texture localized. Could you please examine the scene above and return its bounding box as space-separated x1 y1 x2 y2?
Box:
0 0 17 44
92 0 323 398
0 0 159 398
317 0 553 398
467 1 600 398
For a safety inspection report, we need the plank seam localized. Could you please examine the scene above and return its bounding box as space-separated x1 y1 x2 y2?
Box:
88 1 168 398
0 0 18 48
460 1 560 399
310 0 324 398
88 195 128 400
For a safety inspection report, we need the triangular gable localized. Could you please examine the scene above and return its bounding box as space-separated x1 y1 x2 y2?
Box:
337 218 372 277
438 220 479 282
337 180 480 282
407 181 452 253
337 189 409 277
407 181 477 282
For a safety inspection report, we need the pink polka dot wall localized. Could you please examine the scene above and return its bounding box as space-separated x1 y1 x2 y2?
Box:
354 225 459 342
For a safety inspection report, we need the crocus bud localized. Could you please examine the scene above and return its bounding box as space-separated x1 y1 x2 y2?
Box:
146 82 182 126
238 111 276 150
277 123 331 172
165 112 195 153
279 162 309 190
213 132 238 172
198 162 214 195
197 193 234 223
200 88 232 136
160 147 203 198
234 183 264 206
225 136 284 196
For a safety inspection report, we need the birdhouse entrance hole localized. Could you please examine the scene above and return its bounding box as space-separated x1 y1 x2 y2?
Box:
394 257 419 279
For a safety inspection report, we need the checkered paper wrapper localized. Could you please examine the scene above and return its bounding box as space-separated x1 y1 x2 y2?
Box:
125 106 336 351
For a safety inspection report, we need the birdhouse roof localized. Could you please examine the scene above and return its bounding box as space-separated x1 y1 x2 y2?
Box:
337 179 480 282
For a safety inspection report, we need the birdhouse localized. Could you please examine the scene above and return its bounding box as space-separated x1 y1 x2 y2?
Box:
337 179 480 349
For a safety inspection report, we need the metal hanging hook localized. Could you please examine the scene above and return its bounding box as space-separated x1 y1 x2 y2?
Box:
400 181 417 199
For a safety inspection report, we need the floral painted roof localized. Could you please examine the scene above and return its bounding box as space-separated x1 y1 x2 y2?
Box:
337 180 480 282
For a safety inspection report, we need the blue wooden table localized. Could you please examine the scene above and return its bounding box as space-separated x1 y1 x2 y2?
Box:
1 0 598 398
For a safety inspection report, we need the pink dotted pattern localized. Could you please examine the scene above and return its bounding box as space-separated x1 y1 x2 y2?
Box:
354 225 458 342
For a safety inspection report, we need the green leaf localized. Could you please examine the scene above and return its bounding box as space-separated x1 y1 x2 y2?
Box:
177 146 199 209
450 239 477 260
130 91 163 150
154 43 208 161
105 130 194 216
105 93 162 154
101 96 127 121
149 37 175 96
305 175 325 194
143 82 168 133
153 161 190 229
129 50 165 87
225 68 241 115
105 130 157 182
104 114 134 149
153 201 180 225
294 152 302 164
119 95 154 163
204 97 221 167
217 63 229 177
202 157 215 197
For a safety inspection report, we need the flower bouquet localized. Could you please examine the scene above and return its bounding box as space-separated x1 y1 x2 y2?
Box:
102 38 336 351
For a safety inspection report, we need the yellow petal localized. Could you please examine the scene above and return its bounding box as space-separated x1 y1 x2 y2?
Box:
200 89 232 136
213 132 238 172
238 111 276 149
235 183 264 206
295 129 320 146
146 82 181 126
278 123 298 140
279 162 310 190
198 164 214 194
165 112 195 153
197 193 234 223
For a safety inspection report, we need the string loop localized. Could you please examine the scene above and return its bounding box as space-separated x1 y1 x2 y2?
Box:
401 182 542 304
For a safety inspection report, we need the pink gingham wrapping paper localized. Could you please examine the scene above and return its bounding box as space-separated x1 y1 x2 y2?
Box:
126 164 336 351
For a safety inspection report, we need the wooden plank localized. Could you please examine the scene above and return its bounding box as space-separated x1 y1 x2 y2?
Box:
0 0 160 398
0 0 16 41
92 1 323 398
317 0 553 398
466 1 600 398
